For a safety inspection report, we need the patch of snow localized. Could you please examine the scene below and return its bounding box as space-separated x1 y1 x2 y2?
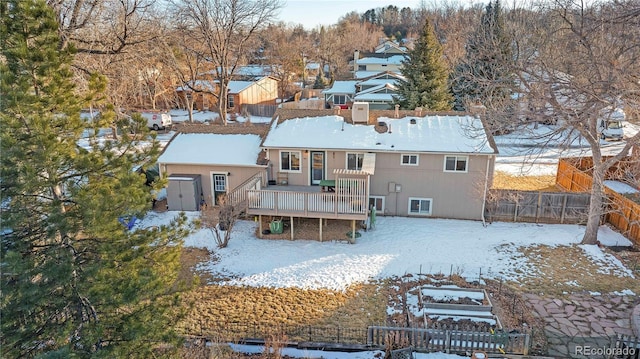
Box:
421 287 485 302
612 289 636 296
228 344 467 359
604 180 639 194
578 244 635 278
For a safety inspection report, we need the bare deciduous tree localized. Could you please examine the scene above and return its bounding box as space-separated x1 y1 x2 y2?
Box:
510 0 640 244
170 0 283 124
200 196 241 248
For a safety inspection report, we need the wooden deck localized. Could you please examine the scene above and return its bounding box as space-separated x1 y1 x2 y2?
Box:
245 188 368 220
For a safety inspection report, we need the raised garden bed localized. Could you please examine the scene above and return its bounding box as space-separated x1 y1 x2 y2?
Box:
419 286 501 330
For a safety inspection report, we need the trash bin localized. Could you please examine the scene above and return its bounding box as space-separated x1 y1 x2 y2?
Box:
269 220 283 234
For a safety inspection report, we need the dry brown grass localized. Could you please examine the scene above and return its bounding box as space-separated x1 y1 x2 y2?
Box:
492 171 558 191
509 244 640 296
177 284 387 335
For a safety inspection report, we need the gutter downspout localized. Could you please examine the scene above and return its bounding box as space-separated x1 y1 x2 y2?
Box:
481 155 492 227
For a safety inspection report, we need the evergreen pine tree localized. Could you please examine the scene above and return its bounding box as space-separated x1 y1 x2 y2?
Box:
395 17 452 111
0 1 190 357
450 0 514 112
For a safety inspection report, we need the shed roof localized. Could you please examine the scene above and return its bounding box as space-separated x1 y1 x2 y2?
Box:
158 133 265 166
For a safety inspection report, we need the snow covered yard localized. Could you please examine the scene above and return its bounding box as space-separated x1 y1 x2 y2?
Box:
138 211 636 294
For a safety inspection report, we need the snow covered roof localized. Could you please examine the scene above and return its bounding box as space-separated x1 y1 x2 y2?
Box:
353 83 399 102
227 81 254 93
355 71 388 79
357 55 406 65
158 133 265 166
358 78 402 87
354 93 397 102
262 115 496 154
176 79 216 92
322 80 359 95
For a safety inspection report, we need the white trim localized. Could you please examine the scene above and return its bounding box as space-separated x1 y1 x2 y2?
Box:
443 155 468 173
345 152 365 171
369 195 385 213
408 197 432 216
400 153 419 166
279 150 302 173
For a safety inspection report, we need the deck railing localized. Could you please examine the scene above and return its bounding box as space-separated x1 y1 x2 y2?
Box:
227 170 267 207
246 189 367 216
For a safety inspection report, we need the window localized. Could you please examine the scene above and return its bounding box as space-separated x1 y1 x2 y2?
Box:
408 198 432 215
369 196 385 213
228 95 234 108
444 155 468 172
280 151 301 172
401 154 419 166
346 153 364 170
213 174 227 192
333 95 347 105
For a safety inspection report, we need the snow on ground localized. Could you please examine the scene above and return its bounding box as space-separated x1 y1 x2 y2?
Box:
169 109 272 124
605 180 639 194
138 211 634 292
229 345 467 359
493 122 640 176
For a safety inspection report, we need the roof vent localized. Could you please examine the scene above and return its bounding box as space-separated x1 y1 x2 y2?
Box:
378 121 386 127
410 119 417 124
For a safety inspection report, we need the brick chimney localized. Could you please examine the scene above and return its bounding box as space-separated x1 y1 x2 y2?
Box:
414 107 423 117
394 104 400 118
333 105 341 115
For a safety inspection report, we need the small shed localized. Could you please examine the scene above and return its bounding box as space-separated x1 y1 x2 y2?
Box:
167 174 202 211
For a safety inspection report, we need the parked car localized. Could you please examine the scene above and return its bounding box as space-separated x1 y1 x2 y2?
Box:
134 111 173 131
598 106 626 141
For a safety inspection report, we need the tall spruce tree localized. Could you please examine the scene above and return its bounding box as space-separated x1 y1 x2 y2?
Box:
395 17 452 111
0 1 190 357
450 0 514 113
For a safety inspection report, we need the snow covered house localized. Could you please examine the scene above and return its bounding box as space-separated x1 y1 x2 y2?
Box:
352 50 406 79
322 72 405 110
158 131 268 210
238 105 497 233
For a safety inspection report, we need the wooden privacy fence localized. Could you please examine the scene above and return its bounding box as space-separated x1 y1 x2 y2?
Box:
486 189 590 224
241 104 278 118
556 158 640 245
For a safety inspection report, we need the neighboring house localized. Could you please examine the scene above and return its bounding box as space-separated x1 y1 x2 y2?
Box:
374 40 409 55
175 76 278 113
247 104 497 230
323 72 405 110
352 49 406 79
227 76 279 113
321 80 359 109
158 131 268 210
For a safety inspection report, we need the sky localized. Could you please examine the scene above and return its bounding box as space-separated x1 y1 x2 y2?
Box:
276 0 473 29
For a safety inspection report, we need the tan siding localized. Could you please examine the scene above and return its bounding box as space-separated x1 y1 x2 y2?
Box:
161 163 266 207
265 147 494 220
369 153 493 219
